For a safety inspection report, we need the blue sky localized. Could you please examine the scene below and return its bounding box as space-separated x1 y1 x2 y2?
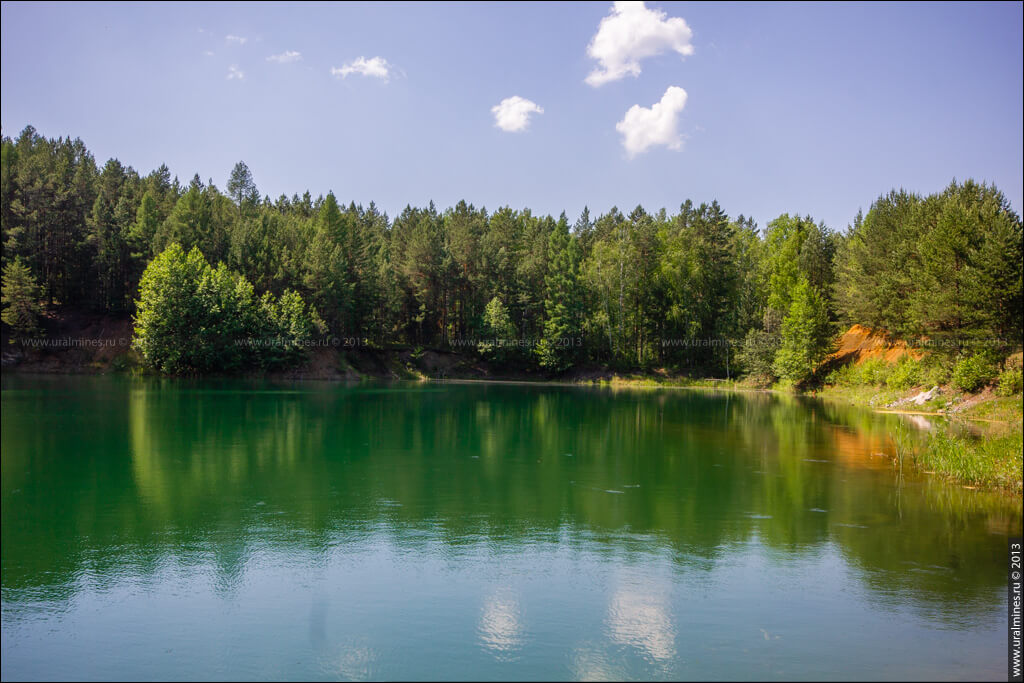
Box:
2 1 1021 231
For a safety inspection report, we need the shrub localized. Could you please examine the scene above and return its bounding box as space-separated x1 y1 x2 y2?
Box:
919 355 952 387
886 356 922 391
857 357 891 386
950 353 999 393
829 357 887 387
823 363 855 387
995 366 1023 396
110 352 138 372
822 368 842 386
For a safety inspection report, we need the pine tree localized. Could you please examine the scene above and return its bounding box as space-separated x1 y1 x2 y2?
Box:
833 190 921 334
226 161 259 212
537 214 582 371
88 159 132 311
130 191 162 257
304 200 352 335
1 258 44 342
158 182 212 256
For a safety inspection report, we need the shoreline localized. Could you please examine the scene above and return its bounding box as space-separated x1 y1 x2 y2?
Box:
4 355 1018 422
4 338 1021 493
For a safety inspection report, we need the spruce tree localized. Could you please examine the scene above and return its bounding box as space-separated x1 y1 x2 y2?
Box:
1 258 43 342
537 215 582 371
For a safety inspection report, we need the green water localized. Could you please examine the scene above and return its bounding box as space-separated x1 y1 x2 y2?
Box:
1 376 1019 681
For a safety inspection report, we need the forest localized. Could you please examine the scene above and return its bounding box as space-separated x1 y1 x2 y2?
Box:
2 125 1022 380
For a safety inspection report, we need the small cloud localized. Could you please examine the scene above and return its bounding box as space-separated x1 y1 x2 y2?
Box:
267 50 302 64
585 1 694 87
491 96 544 133
331 56 392 81
227 64 245 80
226 34 248 45
204 50 216 57
616 86 688 157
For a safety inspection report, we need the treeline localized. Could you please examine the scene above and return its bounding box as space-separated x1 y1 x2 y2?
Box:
2 125 1021 379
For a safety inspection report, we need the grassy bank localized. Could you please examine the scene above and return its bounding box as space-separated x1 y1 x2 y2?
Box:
908 428 1023 492
578 373 754 390
916 392 1022 492
814 383 943 412
814 377 1022 492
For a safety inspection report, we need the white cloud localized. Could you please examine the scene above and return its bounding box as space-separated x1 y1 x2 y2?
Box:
491 96 544 133
330 56 392 81
226 34 248 45
204 50 215 57
226 64 245 80
585 1 694 87
616 85 688 157
267 50 302 64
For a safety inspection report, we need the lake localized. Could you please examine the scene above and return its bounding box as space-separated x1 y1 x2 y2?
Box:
1 375 1019 681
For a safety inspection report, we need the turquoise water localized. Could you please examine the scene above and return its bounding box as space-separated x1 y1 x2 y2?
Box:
1 375 1018 680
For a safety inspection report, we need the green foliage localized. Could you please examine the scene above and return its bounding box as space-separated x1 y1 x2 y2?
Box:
226 161 259 211
130 191 161 256
764 214 806 314
763 214 837 317
836 181 1023 346
996 366 1023 396
885 356 922 391
834 193 920 335
912 428 1023 491
255 288 327 368
3 126 1021 381
304 208 352 333
857 357 892 386
478 296 516 364
537 216 583 371
1 258 44 340
3 127 98 306
110 351 139 372
133 244 322 373
950 352 999 392
736 328 779 382
823 357 891 388
918 354 953 388
773 278 832 383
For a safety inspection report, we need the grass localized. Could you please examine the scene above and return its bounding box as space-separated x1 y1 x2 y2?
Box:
891 420 913 480
910 427 1023 492
816 362 1022 491
585 374 764 391
815 383 902 406
814 382 952 411
601 376 737 388
958 393 1024 423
